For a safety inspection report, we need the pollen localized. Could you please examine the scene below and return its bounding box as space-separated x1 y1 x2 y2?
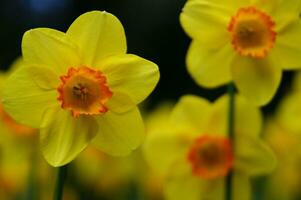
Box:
57 67 113 117
187 135 233 179
228 7 276 58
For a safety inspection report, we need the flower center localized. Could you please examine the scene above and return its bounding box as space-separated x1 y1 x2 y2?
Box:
228 7 276 58
57 67 113 117
187 135 233 179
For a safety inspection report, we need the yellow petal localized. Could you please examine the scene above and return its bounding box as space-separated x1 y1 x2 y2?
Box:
143 130 192 176
40 107 98 167
92 107 144 156
22 28 80 74
231 54 281 106
97 54 159 113
277 93 301 133
165 163 224 200
233 172 251 200
272 0 301 31
235 134 277 176
207 95 262 137
292 71 301 91
170 95 211 134
2 66 58 128
186 41 234 88
67 11 127 66
274 20 301 70
180 0 230 48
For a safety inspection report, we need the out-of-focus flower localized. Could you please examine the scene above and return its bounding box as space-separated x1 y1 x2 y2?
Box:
264 120 301 200
181 0 301 106
144 95 276 200
264 72 301 199
277 72 301 134
2 11 160 167
0 58 37 199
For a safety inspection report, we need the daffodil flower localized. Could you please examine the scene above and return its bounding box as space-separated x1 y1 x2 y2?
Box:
276 72 301 134
180 0 301 105
144 95 276 200
2 11 160 167
264 119 301 199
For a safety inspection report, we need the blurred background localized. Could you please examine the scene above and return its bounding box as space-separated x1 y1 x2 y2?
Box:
0 0 300 200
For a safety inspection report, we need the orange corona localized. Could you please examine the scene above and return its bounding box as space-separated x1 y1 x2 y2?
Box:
57 67 113 117
187 135 233 179
228 7 276 58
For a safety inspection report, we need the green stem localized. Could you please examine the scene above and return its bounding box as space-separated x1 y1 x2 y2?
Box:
226 83 235 200
24 150 37 200
53 164 68 200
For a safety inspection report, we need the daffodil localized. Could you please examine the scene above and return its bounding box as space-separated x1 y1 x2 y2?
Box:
276 72 301 134
2 11 160 167
144 95 276 200
0 62 32 199
180 0 301 106
264 119 301 200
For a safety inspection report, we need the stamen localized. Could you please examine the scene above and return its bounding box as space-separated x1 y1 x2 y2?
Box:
57 67 112 117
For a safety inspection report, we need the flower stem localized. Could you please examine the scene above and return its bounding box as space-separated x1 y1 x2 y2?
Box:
226 83 235 200
53 164 68 200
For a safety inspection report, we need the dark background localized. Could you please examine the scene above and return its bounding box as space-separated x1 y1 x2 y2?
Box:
0 0 293 113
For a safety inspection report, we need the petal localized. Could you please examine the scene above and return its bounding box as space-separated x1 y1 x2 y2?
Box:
235 134 277 176
67 11 127 66
186 41 234 88
207 95 262 137
92 107 144 156
97 54 159 113
274 20 301 70
292 71 301 91
277 93 301 133
143 130 192 175
165 163 224 200
170 95 211 134
22 28 81 74
40 108 98 167
233 172 251 200
272 0 301 31
231 54 282 106
2 66 58 128
180 0 230 49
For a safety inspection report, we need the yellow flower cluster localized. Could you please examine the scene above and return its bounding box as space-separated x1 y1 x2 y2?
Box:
1 0 301 199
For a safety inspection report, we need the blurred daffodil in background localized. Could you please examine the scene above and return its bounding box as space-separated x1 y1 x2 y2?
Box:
264 120 301 200
264 72 301 200
181 0 301 106
0 58 38 200
144 95 276 200
1 11 160 167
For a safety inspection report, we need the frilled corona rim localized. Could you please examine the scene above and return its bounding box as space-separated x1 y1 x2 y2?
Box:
228 6 277 58
187 135 233 179
57 67 113 118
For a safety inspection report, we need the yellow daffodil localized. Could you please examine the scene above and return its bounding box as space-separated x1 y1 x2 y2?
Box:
276 72 301 134
1 11 160 167
264 120 301 200
180 0 301 106
144 95 276 200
